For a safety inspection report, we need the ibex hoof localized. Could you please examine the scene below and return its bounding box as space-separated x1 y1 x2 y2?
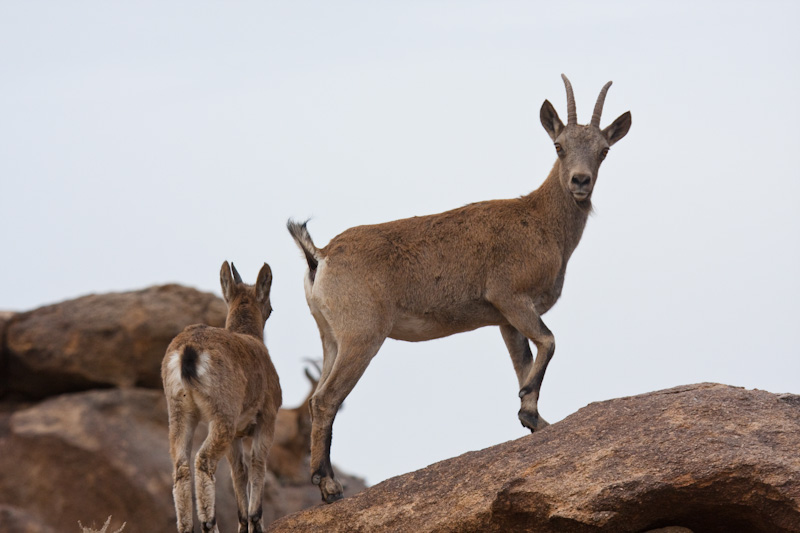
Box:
519 409 550 432
518 409 539 432
319 476 344 504
325 493 344 503
249 512 263 533
325 491 344 504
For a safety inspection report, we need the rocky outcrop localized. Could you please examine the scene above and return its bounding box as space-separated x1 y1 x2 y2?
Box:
0 388 365 533
0 287 365 532
0 504 57 533
0 390 205 533
2 285 226 399
268 384 800 533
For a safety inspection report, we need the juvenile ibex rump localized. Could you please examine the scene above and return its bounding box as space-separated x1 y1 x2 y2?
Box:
288 75 631 503
162 262 281 533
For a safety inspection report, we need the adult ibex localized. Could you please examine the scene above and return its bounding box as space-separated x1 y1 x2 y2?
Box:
162 261 281 533
288 74 631 503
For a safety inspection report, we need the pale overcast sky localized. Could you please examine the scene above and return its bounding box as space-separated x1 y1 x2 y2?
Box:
1 2 798 485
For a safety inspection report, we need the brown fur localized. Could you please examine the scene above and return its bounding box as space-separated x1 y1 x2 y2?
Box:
269 363 318 484
162 261 281 533
288 75 631 503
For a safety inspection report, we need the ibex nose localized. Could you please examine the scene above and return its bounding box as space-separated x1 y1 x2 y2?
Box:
571 174 591 188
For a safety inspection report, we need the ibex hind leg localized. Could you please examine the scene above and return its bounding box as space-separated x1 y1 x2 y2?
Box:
227 439 250 533
195 420 234 533
309 332 386 503
167 396 198 533
314 319 339 391
246 419 275 533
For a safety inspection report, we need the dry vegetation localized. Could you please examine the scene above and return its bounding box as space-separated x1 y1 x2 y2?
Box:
78 516 126 533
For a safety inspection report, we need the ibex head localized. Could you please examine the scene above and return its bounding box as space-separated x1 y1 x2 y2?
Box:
540 74 631 203
220 260 274 330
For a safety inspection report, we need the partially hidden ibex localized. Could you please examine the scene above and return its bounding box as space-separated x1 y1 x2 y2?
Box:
162 261 281 533
288 74 631 503
269 360 320 484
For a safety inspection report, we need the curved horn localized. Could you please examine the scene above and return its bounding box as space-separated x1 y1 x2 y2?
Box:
230 262 243 284
591 81 613 127
561 74 577 125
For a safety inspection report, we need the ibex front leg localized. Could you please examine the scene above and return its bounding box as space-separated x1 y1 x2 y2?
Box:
500 325 533 390
496 298 554 432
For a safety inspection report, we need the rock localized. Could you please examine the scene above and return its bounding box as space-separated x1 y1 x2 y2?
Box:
0 311 14 333
0 387 364 533
0 505 57 533
0 311 15 398
3 285 226 399
268 383 800 533
0 389 201 533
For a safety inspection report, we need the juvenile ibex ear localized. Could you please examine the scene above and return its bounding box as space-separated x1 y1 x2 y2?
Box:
540 100 565 141
255 262 273 317
602 111 632 146
220 261 237 304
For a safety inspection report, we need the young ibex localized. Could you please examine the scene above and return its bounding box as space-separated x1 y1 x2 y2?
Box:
288 74 631 503
162 261 282 533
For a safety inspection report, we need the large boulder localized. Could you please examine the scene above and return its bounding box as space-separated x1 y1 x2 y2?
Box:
0 389 207 533
0 388 364 533
0 311 14 398
2 285 226 399
0 505 57 533
268 383 800 533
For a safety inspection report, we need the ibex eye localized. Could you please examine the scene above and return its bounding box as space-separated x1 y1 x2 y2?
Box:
600 148 609 159
554 143 563 153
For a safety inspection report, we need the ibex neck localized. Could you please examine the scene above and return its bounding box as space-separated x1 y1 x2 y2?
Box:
225 309 265 340
526 160 591 254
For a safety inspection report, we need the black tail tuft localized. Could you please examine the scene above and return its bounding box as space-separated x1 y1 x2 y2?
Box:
181 345 200 384
287 219 320 273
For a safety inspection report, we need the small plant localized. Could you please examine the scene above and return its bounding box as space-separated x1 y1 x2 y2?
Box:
78 515 126 533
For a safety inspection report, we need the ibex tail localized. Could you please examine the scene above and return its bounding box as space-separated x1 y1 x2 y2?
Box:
180 345 200 385
287 219 322 281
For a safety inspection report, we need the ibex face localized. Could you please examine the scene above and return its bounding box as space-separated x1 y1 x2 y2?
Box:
540 75 631 203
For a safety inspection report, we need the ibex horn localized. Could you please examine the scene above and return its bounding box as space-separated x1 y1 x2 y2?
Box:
591 81 613 128
231 262 243 284
561 74 577 125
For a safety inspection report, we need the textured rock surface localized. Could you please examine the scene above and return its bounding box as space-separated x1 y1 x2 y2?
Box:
0 389 199 533
0 311 15 396
0 505 57 533
268 384 800 533
0 388 364 533
2 285 226 399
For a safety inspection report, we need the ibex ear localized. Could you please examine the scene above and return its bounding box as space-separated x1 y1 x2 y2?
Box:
540 100 564 141
255 262 273 317
602 111 631 146
220 261 236 304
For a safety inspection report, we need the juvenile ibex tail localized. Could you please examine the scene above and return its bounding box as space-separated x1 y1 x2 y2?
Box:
180 345 200 385
287 219 321 280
